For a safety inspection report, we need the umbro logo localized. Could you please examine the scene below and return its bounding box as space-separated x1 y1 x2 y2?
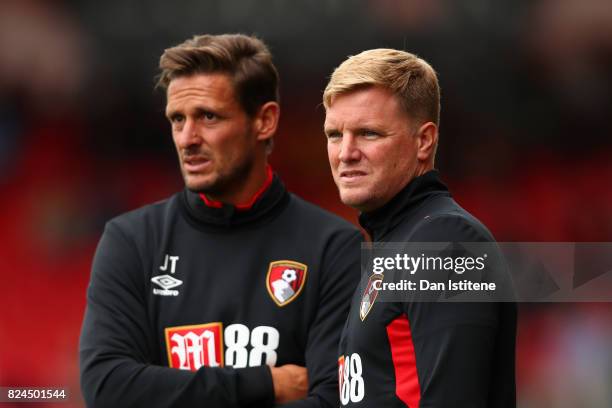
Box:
152 275 182 296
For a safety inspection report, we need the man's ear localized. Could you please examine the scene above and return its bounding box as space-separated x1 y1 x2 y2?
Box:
416 122 438 162
253 101 280 143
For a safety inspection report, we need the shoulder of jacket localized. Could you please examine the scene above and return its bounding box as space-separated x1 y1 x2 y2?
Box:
106 193 180 235
409 210 495 242
286 193 360 234
397 194 494 242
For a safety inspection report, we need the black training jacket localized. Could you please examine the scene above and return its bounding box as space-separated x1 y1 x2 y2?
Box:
338 170 516 407
80 173 362 408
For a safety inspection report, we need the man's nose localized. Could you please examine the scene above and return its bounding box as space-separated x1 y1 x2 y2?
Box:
338 133 361 163
175 118 201 149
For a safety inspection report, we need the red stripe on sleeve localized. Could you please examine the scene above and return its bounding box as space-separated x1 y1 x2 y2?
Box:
386 314 421 408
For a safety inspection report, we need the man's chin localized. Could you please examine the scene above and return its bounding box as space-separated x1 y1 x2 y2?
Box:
339 191 373 212
184 176 216 194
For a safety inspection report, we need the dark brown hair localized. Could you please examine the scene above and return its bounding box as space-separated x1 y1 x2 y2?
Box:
157 34 279 116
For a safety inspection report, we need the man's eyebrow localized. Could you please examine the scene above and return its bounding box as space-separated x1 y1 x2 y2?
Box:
355 126 379 133
324 126 338 134
165 103 180 116
193 106 216 115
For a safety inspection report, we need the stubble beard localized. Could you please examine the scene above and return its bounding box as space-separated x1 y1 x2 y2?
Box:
188 152 255 198
182 135 257 199
336 178 381 212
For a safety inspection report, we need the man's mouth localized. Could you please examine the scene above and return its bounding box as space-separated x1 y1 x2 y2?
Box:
183 156 211 173
339 170 367 182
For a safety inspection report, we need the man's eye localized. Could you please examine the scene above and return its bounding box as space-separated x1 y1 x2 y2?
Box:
202 112 217 121
170 115 184 124
363 130 379 140
326 132 342 140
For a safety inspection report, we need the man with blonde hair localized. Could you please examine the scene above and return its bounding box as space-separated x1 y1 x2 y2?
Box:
324 49 516 407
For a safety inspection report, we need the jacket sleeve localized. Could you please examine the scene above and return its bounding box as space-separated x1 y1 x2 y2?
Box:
279 229 362 408
402 215 516 408
79 221 275 408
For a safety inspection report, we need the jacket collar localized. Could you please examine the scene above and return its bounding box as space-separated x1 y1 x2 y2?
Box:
358 170 450 241
182 168 289 228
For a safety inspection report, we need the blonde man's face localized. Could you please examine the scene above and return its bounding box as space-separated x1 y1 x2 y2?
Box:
324 86 421 212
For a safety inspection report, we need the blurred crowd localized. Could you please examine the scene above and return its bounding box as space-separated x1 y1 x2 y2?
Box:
0 0 611 406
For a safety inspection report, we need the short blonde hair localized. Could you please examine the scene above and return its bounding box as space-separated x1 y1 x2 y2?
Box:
323 49 440 126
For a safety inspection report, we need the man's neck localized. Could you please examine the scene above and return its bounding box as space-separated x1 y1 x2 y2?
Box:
202 164 273 209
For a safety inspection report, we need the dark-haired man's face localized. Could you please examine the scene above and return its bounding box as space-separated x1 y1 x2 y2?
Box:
166 73 257 199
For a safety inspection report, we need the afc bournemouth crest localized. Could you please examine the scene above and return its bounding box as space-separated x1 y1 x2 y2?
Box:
266 260 308 307
360 274 383 321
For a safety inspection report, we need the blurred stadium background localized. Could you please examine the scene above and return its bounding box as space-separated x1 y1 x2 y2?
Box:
0 0 611 406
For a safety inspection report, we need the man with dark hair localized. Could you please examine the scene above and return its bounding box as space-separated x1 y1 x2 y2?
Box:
324 49 516 407
79 34 361 408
